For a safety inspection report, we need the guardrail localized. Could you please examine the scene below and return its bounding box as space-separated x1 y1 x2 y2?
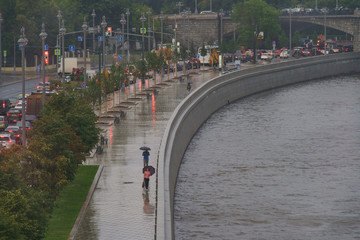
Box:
156 52 360 240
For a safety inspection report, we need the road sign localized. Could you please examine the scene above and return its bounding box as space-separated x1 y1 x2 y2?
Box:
78 36 83 41
81 82 86 88
171 45 176 51
98 36 103 42
69 45 75 52
55 49 61 55
257 32 264 40
118 55 122 60
45 44 48 51
113 54 118 59
140 28 146 34
117 36 123 42
3 50 6 57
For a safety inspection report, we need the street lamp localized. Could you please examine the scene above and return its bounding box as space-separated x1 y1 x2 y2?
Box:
91 9 96 53
56 11 62 75
101 16 107 72
176 2 183 15
82 18 88 85
219 9 224 45
120 14 126 61
0 13 3 85
126 9 130 62
39 23 47 107
17 27 28 146
289 10 292 50
160 11 164 49
147 8 151 52
186 9 190 51
140 12 146 85
60 20 66 82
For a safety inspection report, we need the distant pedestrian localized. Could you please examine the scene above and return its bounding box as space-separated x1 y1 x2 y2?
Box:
143 167 151 190
142 150 150 167
187 82 191 91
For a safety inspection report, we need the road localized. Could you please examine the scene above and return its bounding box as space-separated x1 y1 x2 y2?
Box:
0 74 52 99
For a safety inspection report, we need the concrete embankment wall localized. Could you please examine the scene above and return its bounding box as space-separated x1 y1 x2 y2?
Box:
156 52 360 240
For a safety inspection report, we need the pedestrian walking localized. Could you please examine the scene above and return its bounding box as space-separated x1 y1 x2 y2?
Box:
143 167 151 190
142 150 150 167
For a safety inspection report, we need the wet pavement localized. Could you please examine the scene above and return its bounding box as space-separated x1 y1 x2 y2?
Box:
74 68 222 240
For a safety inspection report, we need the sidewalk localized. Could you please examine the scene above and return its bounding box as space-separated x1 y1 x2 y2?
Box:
73 68 220 240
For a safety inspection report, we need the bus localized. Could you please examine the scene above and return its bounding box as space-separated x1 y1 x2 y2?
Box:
198 45 219 66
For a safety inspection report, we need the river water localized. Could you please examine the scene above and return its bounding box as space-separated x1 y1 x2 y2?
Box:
174 75 360 240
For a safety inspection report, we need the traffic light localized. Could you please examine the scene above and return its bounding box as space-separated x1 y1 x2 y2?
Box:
106 27 112 36
44 50 49 65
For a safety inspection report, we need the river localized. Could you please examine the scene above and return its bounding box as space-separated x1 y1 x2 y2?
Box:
174 75 360 240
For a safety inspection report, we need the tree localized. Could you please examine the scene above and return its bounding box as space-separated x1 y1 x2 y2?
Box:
232 0 281 49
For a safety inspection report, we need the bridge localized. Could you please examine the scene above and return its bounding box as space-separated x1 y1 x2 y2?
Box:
164 11 360 51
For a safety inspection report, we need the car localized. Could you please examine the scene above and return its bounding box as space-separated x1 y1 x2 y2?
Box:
0 115 8 131
0 133 16 149
187 58 200 69
301 49 312 57
36 82 51 92
16 120 32 131
4 125 21 144
280 50 290 58
6 108 22 123
260 51 274 61
200 11 216 15
14 101 24 109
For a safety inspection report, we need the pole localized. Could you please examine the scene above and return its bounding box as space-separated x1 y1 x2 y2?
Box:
195 0 198 14
60 20 66 83
289 10 292 50
147 8 151 52
220 9 224 44
101 16 107 72
82 19 88 85
160 12 164 49
126 9 130 62
39 23 47 108
140 13 146 85
13 36 16 72
0 13 3 85
120 14 126 62
17 27 27 146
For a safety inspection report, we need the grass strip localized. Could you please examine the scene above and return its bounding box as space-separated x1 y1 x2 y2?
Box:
44 165 99 240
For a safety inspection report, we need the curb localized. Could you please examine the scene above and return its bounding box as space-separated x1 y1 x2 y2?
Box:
68 164 104 240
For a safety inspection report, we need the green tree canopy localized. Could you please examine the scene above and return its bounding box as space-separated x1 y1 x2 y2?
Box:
232 0 281 49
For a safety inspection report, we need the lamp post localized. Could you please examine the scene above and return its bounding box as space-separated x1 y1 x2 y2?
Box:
181 11 186 46
60 20 66 82
57 11 62 76
219 9 224 45
176 2 183 15
82 18 88 85
160 11 164 49
140 12 146 85
195 0 198 14
0 13 3 85
17 27 28 146
126 9 130 62
101 16 107 72
147 8 151 52
39 23 47 108
289 10 292 50
120 14 126 61
186 9 190 51
91 9 96 53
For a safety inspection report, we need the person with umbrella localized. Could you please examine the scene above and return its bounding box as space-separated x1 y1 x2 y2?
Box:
143 166 155 191
140 146 151 167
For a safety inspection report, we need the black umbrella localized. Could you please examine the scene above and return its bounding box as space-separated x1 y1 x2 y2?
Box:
140 146 151 151
142 166 155 176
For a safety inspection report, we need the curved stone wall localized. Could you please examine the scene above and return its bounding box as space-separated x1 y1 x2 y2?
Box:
156 52 360 240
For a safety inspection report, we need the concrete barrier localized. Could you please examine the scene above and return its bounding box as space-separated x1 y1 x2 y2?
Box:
156 52 360 240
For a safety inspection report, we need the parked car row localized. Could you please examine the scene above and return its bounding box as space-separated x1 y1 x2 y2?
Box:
0 95 35 151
